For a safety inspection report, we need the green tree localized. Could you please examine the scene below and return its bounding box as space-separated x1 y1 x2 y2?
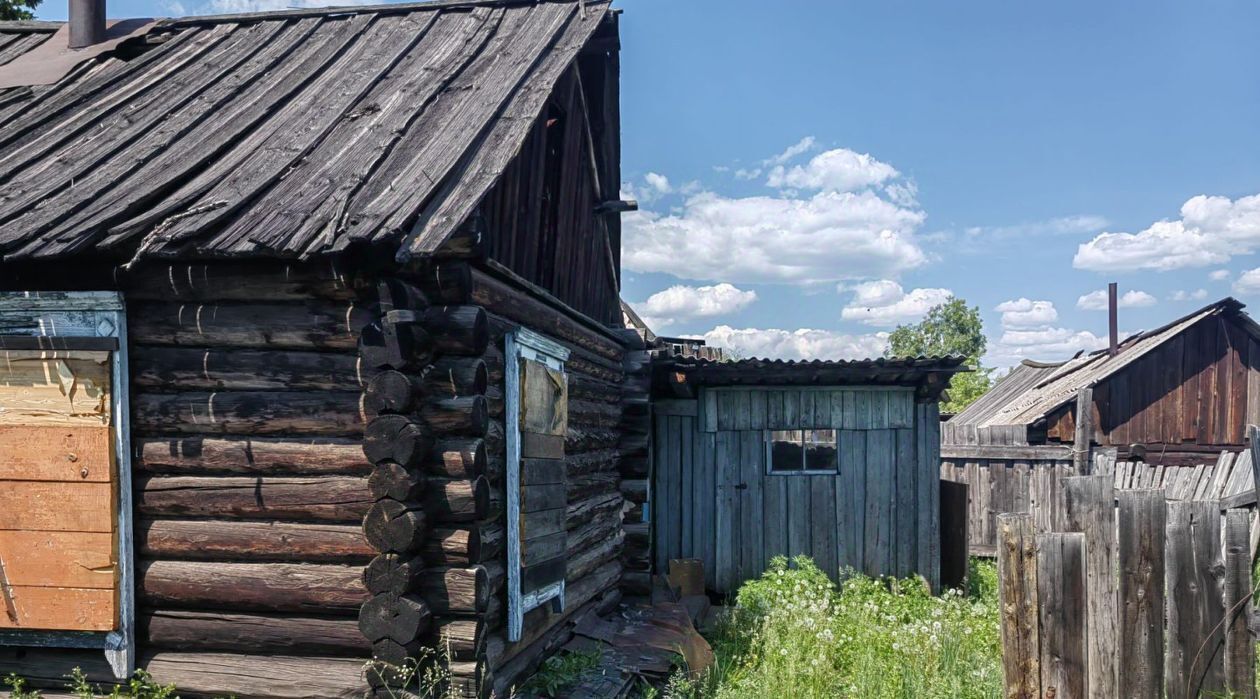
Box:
1 0 40 21
887 296 992 413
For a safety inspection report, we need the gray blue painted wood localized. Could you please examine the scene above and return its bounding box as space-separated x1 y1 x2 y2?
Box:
652 386 942 594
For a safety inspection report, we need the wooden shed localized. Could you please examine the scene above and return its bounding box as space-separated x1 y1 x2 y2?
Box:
649 357 964 595
0 2 636 697
942 297 1260 552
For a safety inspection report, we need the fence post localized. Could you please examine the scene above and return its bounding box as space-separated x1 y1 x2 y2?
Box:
1165 500 1226 699
1072 388 1094 474
1037 532 1088 699
1056 475 1116 699
1117 489 1165 698
1223 507 1255 698
997 513 1039 699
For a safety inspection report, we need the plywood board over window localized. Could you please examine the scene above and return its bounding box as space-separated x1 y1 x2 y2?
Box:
505 328 570 642
0 292 133 679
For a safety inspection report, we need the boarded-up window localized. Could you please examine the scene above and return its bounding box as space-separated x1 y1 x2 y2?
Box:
0 291 133 678
505 329 570 642
0 351 116 632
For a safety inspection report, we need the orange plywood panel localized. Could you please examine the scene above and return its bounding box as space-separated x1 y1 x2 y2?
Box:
0 531 115 589
0 425 112 482
0 351 111 426
0 586 115 631
0 481 114 532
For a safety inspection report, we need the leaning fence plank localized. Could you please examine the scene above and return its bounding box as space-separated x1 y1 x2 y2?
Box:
1165 500 1226 699
1056 475 1116 699
997 513 1039 699
1038 532 1088 699
1223 508 1255 698
1117 489 1165 698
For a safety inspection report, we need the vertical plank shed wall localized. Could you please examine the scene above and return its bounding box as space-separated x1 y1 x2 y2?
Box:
0 262 375 698
655 387 940 595
1041 316 1260 449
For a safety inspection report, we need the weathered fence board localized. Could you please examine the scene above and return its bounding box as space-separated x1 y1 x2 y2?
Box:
1164 500 1226 699
996 514 1039 699
1055 475 1116 699
1223 508 1255 698
1036 532 1088 699
1116 489 1165 698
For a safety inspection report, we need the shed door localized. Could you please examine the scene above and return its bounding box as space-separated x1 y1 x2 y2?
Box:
0 350 117 631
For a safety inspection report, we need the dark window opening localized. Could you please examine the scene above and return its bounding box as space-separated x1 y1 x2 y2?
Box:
769 429 838 474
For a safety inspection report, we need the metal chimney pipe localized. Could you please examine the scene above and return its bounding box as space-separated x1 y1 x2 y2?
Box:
1108 282 1119 357
68 0 107 49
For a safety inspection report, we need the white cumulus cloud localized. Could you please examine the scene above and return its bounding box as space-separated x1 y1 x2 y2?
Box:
763 136 817 166
701 325 889 361
1076 289 1157 310
633 283 757 329
1210 269 1232 281
988 327 1109 366
643 172 671 195
766 148 900 193
1234 268 1260 295
840 281 952 327
994 298 1058 327
1170 289 1208 302
1074 193 1260 272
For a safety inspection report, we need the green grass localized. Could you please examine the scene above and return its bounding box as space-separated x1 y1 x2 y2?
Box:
668 556 1001 699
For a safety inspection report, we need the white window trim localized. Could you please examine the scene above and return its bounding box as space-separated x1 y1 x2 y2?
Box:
764 428 841 476
505 327 570 643
0 291 135 680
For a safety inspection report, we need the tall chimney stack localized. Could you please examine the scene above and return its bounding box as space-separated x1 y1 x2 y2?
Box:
68 0 107 49
1108 282 1119 357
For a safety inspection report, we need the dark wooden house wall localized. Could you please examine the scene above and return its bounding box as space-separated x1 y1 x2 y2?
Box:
479 62 621 327
412 260 629 698
1042 316 1260 453
1 261 377 698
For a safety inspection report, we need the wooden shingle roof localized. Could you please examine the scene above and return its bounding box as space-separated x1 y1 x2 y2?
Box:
0 0 611 264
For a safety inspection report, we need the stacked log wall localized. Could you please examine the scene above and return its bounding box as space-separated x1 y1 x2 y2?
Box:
410 261 628 698
618 333 651 594
117 262 372 698
129 263 376 699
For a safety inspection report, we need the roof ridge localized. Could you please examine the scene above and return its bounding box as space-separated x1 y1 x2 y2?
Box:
159 0 592 27
0 20 64 33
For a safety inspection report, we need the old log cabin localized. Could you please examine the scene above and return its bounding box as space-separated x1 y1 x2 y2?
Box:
0 1 635 697
649 356 964 594
942 297 1260 553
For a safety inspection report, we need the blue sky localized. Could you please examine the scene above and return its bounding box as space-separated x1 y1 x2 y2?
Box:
38 0 1260 366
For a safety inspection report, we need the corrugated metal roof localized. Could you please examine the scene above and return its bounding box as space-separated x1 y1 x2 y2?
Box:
662 355 968 389
0 0 610 263
952 298 1256 430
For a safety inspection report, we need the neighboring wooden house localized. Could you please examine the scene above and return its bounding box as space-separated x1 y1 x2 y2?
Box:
942 297 1260 552
0 2 634 697
650 356 964 594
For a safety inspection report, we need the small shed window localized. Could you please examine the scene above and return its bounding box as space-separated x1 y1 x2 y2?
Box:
767 429 838 474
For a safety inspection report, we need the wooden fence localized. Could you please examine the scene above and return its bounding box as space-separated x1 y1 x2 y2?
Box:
997 480 1256 698
944 448 1257 555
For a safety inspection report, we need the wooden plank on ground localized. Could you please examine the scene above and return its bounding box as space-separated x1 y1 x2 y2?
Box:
1037 532 1088 699
1117 489 1165 699
1165 500 1226 699
997 513 1039 699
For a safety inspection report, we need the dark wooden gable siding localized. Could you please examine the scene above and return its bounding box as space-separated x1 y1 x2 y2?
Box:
478 60 621 327
1044 315 1260 450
